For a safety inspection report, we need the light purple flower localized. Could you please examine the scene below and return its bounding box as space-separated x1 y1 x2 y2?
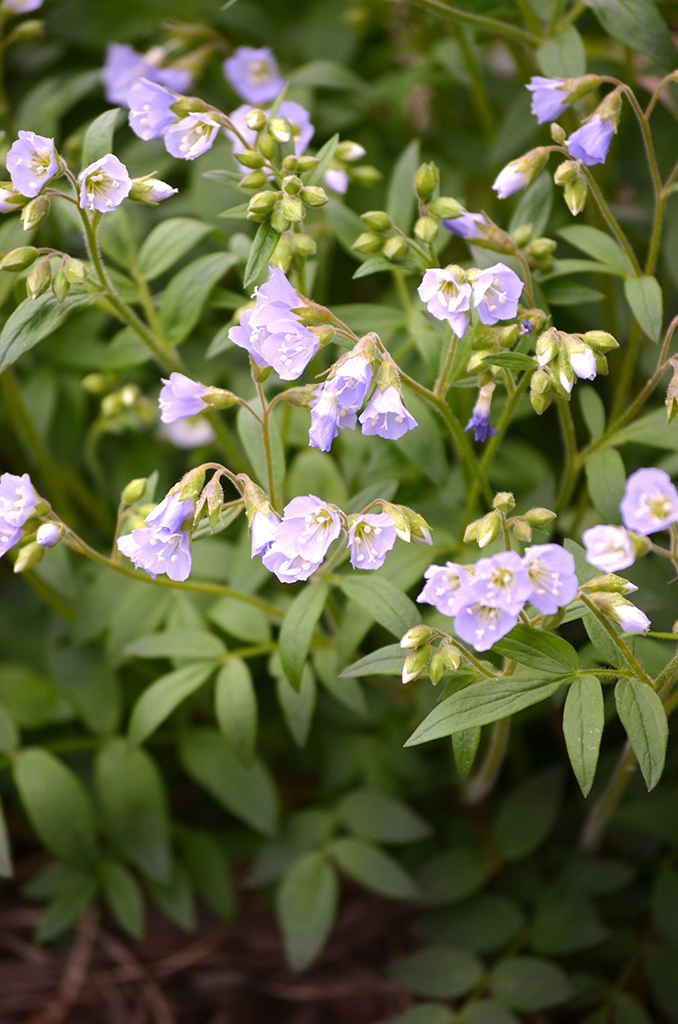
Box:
231 269 316 379
223 46 285 105
467 551 533 615
128 78 177 141
225 101 314 157
454 603 519 652
309 385 341 452
324 168 349 194
159 417 215 449
0 188 19 213
443 212 486 240
102 43 149 106
0 519 21 558
117 527 192 582
0 472 38 556
2 0 44 12
145 492 195 535
251 509 280 558
569 345 597 380
417 562 473 617
6 131 58 198
566 115 615 166
79 154 132 212
143 179 177 203
620 467 678 536
526 76 569 124
523 543 578 615
614 602 651 634
465 383 497 443
332 355 373 412
417 267 471 337
164 113 220 161
492 163 530 200
274 494 342 566
253 266 302 314
155 66 192 94
228 308 269 368
472 262 523 325
258 319 318 380
583 525 635 573
261 545 321 583
359 386 418 440
348 513 397 570
159 373 208 424
36 523 60 547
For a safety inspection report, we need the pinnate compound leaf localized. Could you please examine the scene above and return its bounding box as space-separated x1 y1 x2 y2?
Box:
13 749 98 869
581 0 677 68
492 767 564 862
492 625 578 674
330 838 420 900
128 661 218 746
530 894 607 955
334 575 420 638
243 220 279 289
276 851 339 972
624 275 663 342
215 659 258 765
275 663 317 748
563 676 604 796
136 217 214 281
388 945 484 999
337 789 432 845
81 107 120 168
99 861 145 939
279 582 328 690
615 677 668 790
489 956 572 1012
36 872 98 944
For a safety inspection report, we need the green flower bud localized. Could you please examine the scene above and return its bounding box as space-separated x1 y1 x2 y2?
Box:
348 165 381 186
511 224 532 248
270 237 293 273
311 324 336 347
201 387 238 409
583 330 618 353
257 132 277 159
247 190 278 220
400 625 433 649
128 515 147 530
554 160 578 186
177 468 206 503
335 141 366 162
13 541 44 573
379 502 412 542
582 573 637 595
382 235 407 260
198 475 224 531
290 233 317 257
628 531 651 559
564 176 587 216
440 642 462 671
414 161 439 201
428 196 464 219
236 149 266 169
81 373 111 395
595 353 608 375
278 384 318 407
550 123 567 145
282 154 299 171
0 245 39 271
122 478 147 504
299 185 329 207
52 267 69 302
512 518 532 542
493 492 515 513
268 117 291 143
352 231 384 255
402 645 430 684
26 257 52 299
296 155 319 173
463 520 479 543
239 170 268 190
64 257 86 284
281 194 305 222
171 96 207 117
414 216 438 243
245 108 268 131
477 511 501 548
7 19 44 42
525 237 557 261
523 506 556 527
270 206 290 233
360 210 392 232
428 652 445 685
282 174 302 195
21 195 50 231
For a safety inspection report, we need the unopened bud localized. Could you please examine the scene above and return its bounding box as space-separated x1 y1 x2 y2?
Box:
564 176 587 216
21 195 50 231
36 523 61 548
493 492 515 513
64 257 86 284
7 18 43 42
279 384 317 407
296 155 319 173
270 237 292 272
26 257 51 299
0 245 38 271
414 161 439 201
177 468 205 502
282 174 302 195
400 625 433 649
336 141 366 162
530 385 552 415
282 154 299 171
428 652 445 685
512 518 532 542
440 643 462 671
268 117 291 143
247 190 277 219
120 384 138 407
52 267 69 302
554 160 578 186
245 108 268 131
300 185 329 207
122 478 147 504
360 210 392 232
525 237 556 262
414 216 438 243
348 165 381 185
257 132 277 159
551 123 567 144
13 541 44 572
270 206 290 233
428 196 463 219
236 149 266 169
352 231 383 255
290 233 317 257
383 235 407 260
201 387 238 409
582 574 638 595
240 170 268 190
523 506 556 528
81 373 110 395
583 330 618 353
511 224 532 248
202 475 224 530
477 511 501 548
171 96 207 117
281 194 305 222
402 646 430 684
311 324 335 347
464 520 479 543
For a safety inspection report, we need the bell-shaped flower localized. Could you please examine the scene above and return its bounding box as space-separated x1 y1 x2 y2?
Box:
165 113 220 161
228 308 270 369
454 602 519 652
331 352 373 412
79 154 132 212
526 76 569 123
145 492 194 535
259 319 318 380
102 43 191 107
158 373 209 424
348 513 397 570
261 544 322 583
222 46 285 105
582 525 635 573
566 115 615 166
253 266 302 315
620 467 678 536
443 211 486 240
613 600 651 634
465 383 497 443
128 78 178 140
417 265 471 337
0 471 38 557
472 262 523 325
308 384 341 452
117 527 192 582
359 385 417 440
417 561 473 617
251 509 281 558
492 148 548 200
274 494 342 567
467 551 533 615
523 543 578 615
568 342 597 381
6 131 58 198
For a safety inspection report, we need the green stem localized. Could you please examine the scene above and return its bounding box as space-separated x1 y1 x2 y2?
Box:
452 24 495 141
579 740 636 852
399 0 541 45
554 398 578 516
433 333 458 398
548 0 564 33
392 268 413 315
256 383 279 508
580 594 653 687
558 1 586 29
579 165 641 276
462 717 511 806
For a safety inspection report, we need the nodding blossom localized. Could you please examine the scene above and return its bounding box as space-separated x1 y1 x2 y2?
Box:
164 113 220 161
331 355 373 413
159 417 216 450
348 513 397 570
417 562 473 617
620 468 678 536
359 386 418 441
261 545 322 584
224 101 314 157
417 266 472 337
158 373 208 424
259 494 341 582
308 354 373 452
566 115 615 166
454 603 520 652
526 76 569 124
492 162 530 200
6 131 58 198
251 509 280 558
465 384 497 443
308 385 342 453
613 601 651 634
472 263 524 326
568 344 597 381
0 188 19 213
222 46 285 106
78 154 132 213
467 551 533 614
101 43 191 107
228 308 269 368
0 472 38 557
523 543 578 615
582 525 635 573
141 179 177 203
443 211 486 240
36 523 60 548
117 492 194 582
128 79 177 141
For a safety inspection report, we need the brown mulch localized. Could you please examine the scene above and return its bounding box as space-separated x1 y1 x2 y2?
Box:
0 886 415 1024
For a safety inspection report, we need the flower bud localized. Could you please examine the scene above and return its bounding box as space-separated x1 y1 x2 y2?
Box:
428 652 445 685
564 176 588 216
402 646 430 684
595 87 622 128
336 141 366 162
176 467 205 503
64 257 86 284
666 358 678 424
278 383 318 407
13 541 45 572
551 123 567 144
0 245 39 271
440 643 462 671
383 236 407 260
400 625 433 649
595 353 608 376
554 160 579 186
403 507 432 545
379 502 412 542
81 373 111 395
171 96 207 117
26 257 51 299
21 195 50 231
493 492 515 513
310 324 336 347
582 574 638 595
245 108 268 131
268 117 291 143
530 370 551 414
414 216 438 243
348 165 381 185
296 155 319 173
283 174 302 195
525 237 556 262
52 267 69 302
236 149 266 169
282 154 299 171
414 161 439 200
201 387 238 409
523 506 556 527
512 518 532 542
257 132 277 159
477 511 501 548
202 475 224 530
270 237 293 272
583 330 618 353
360 210 392 232
128 515 147 530
511 224 532 248
464 520 479 543
122 478 147 504
247 190 277 220
536 328 559 367
352 231 383 255
280 195 305 222
240 170 268 190
428 196 463 219
300 185 329 207
270 206 290 233
36 523 61 548
628 531 651 559
7 19 44 42
290 233 317 257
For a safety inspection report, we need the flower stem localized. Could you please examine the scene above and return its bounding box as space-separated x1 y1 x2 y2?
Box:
433 333 458 398
579 594 653 687
554 398 578 517
462 717 511 806
397 0 541 46
256 383 279 509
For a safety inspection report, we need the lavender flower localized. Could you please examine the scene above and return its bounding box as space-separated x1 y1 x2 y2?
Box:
620 467 678 536
472 262 523 325
467 551 533 615
454 603 519 652
145 492 195 535
251 509 281 558
492 163 530 200
117 527 192 581
583 525 635 573
417 562 473 617
254 266 302 314
348 513 397 570
613 601 651 634
523 543 578 615
566 115 615 166
417 267 471 337
443 211 486 240
142 179 177 203
128 79 177 141
228 308 269 369
225 101 314 157
79 154 132 212
308 385 341 452
331 354 373 412
2 0 44 12
102 43 149 106
465 384 497 443
6 131 58 198
0 188 19 213
0 472 38 557
164 113 220 161
359 386 418 440
155 67 192 94
274 494 342 566
223 46 285 105
36 523 60 547
261 545 322 583
569 344 597 381
526 76 569 124
159 373 209 424
259 319 318 380
324 168 349 194
159 417 216 450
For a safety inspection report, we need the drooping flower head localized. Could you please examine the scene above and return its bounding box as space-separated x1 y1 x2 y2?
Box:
117 527 192 581
164 113 220 161
526 76 569 124
582 525 635 573
523 543 578 615
417 561 473 616
274 494 342 566
417 266 471 337
228 308 269 368
259 319 319 380
308 385 341 453
465 383 497 443
443 211 486 240
159 417 216 449
6 131 58 198
359 385 418 441
223 46 285 105
454 602 519 652
261 544 321 584
330 352 373 413
158 373 208 424
348 513 397 570
472 262 523 325
0 472 38 557
251 509 281 558
224 101 314 157
568 343 597 381
467 551 533 614
620 467 678 536
492 148 548 200
79 154 132 213
566 115 615 166
128 78 178 141
145 492 195 535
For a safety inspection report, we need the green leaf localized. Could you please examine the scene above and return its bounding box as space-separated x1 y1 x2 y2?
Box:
624 275 663 342
279 582 328 690
123 629 226 662
243 220 279 289
484 352 536 371
81 107 120 168
340 644 406 678
215 659 258 765
406 675 568 746
302 133 339 186
536 25 586 77
579 386 606 440
352 255 394 279
615 677 668 790
15 69 100 139
329 837 420 900
543 280 603 305
13 749 98 869
605 408 678 450
146 864 195 931
179 729 278 836
585 448 626 523
217 202 251 220
209 595 271 643
412 894 524 954
289 61 365 90
461 1000 520 1024
0 796 12 878
0 704 18 754
489 956 572 1012
0 292 91 374
48 645 121 735
388 1007 454 1024
99 861 145 939
313 649 369 717
563 676 604 797
558 225 635 276
531 894 607 954
387 139 420 233
492 767 564 862
646 944 678 1022
178 827 236 922
136 218 214 281
614 993 654 1024
334 575 420 638
416 848 490 907
651 868 678 944
452 727 482 779
337 789 432 845
275 663 317 747
388 945 484 999
581 0 677 68
508 172 553 239
94 739 171 883
276 851 339 972
493 625 579 675
36 871 98 944
324 198 364 255
128 661 218 746
158 252 238 345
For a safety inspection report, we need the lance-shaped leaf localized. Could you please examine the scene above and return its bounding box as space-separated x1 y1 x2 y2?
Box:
279 582 328 690
128 661 219 746
493 625 578 675
615 677 668 790
563 676 604 796
334 575 420 638
276 850 339 972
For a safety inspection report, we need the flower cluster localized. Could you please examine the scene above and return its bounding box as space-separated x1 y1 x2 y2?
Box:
0 472 39 557
530 328 618 412
418 262 524 338
127 78 221 162
224 99 315 159
418 544 578 652
102 42 192 107
525 76 620 167
117 492 194 582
